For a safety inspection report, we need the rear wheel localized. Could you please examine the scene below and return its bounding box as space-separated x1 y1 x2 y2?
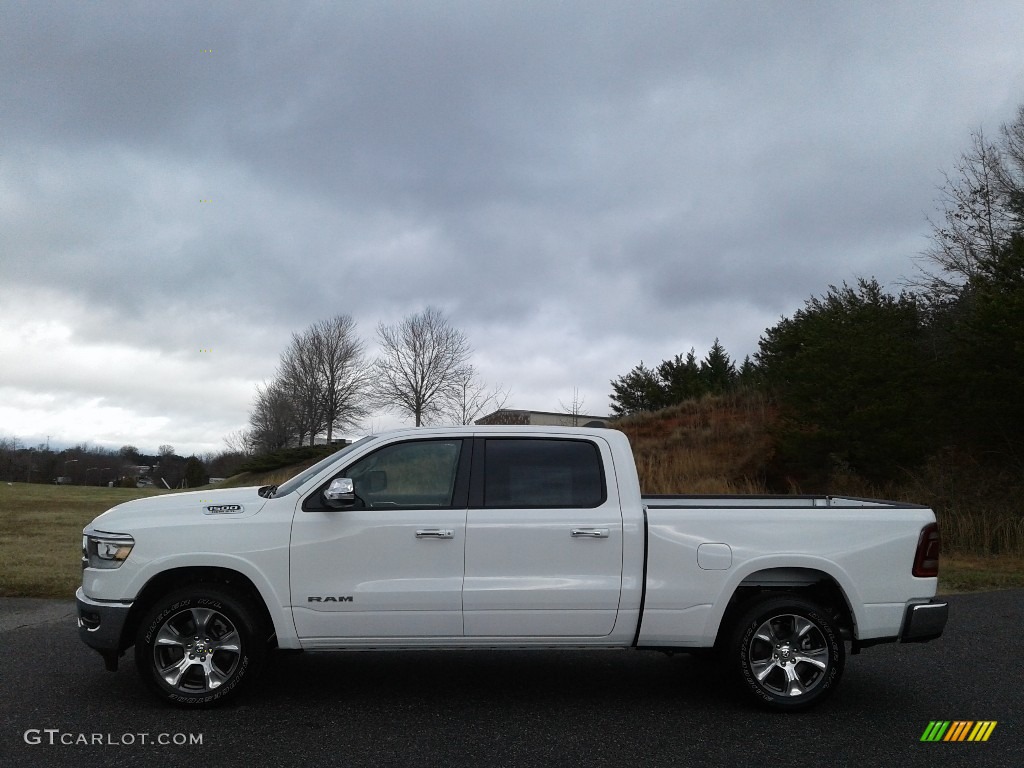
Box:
729 595 844 711
134 585 266 707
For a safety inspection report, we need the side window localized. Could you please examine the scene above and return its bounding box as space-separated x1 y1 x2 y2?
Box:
483 439 605 508
344 440 463 509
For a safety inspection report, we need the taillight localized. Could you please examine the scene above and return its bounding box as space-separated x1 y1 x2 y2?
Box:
913 522 941 577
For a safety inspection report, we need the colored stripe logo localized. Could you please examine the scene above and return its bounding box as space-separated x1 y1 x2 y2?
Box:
920 721 997 742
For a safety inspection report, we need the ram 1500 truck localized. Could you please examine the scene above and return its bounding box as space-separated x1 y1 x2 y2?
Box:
76 426 947 709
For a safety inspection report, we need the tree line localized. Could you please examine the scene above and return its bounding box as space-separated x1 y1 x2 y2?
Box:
610 104 1024 488
243 307 508 453
609 340 758 416
0 440 234 488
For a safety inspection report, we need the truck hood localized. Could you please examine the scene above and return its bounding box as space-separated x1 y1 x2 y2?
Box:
87 486 270 532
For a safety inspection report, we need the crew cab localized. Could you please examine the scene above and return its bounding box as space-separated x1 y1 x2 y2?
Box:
76 426 947 709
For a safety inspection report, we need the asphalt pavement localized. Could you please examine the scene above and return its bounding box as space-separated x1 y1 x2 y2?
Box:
0 591 1019 768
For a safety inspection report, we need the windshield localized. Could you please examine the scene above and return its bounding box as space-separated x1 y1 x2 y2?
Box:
271 437 373 497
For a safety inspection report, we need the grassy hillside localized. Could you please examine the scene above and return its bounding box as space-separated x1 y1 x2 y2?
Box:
213 443 345 490
615 390 776 494
214 456 332 490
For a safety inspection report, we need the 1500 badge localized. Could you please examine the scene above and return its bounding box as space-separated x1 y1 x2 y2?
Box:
204 504 243 514
308 596 354 602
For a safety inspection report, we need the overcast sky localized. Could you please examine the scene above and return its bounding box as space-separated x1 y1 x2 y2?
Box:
2 1 1023 456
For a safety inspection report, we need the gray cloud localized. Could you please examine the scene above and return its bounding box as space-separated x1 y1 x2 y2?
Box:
2 1 1023 453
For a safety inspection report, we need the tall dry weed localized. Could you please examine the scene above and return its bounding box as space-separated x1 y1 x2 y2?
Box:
616 390 775 495
898 450 1024 556
827 449 1024 557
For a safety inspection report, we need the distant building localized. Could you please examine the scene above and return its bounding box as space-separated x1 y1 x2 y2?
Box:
475 409 613 428
124 465 153 488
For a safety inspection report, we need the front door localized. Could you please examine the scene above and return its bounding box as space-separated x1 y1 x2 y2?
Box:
290 438 469 641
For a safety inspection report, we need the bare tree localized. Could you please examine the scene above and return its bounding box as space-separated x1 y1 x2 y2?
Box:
244 315 372 452
559 387 586 427
999 105 1024 216
912 108 1024 298
373 306 472 426
445 365 511 425
310 315 372 442
248 380 296 451
222 429 253 456
278 330 325 446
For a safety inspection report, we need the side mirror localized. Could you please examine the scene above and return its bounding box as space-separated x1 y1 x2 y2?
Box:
323 477 355 508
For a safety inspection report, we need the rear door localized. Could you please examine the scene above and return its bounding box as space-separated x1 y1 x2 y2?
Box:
463 436 623 637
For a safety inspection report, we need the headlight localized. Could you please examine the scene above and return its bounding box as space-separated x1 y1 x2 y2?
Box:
82 532 134 570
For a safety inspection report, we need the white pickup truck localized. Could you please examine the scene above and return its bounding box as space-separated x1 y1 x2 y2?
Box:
76 426 947 710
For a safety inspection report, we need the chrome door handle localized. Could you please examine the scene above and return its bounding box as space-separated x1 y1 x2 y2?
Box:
571 528 609 538
415 529 454 539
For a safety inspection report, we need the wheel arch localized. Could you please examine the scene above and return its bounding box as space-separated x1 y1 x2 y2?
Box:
711 564 859 649
121 566 280 653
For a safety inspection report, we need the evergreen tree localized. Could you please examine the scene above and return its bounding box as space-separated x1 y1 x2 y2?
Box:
657 349 703 403
609 362 665 416
699 338 737 394
757 279 932 484
183 456 207 488
945 232 1024 455
611 340 747 415
738 355 761 387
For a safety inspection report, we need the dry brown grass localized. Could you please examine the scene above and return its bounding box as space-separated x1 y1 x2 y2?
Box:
827 451 1024 558
933 510 1024 557
615 390 776 494
901 452 1024 557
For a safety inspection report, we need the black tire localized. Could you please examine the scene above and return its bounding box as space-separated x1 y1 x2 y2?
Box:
134 585 267 707
729 594 844 711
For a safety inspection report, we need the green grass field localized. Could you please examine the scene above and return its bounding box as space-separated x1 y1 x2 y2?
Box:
1 481 1022 599
0 483 170 599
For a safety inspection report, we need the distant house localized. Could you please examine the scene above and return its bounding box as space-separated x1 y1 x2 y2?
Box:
475 409 613 428
126 465 154 487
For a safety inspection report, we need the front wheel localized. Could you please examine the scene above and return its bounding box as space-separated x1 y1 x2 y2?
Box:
135 585 267 707
729 595 845 711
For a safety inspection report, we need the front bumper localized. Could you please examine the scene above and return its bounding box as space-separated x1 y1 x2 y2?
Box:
900 599 948 643
76 587 133 670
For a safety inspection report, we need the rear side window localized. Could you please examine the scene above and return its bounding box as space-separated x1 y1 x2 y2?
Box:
483 439 605 508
